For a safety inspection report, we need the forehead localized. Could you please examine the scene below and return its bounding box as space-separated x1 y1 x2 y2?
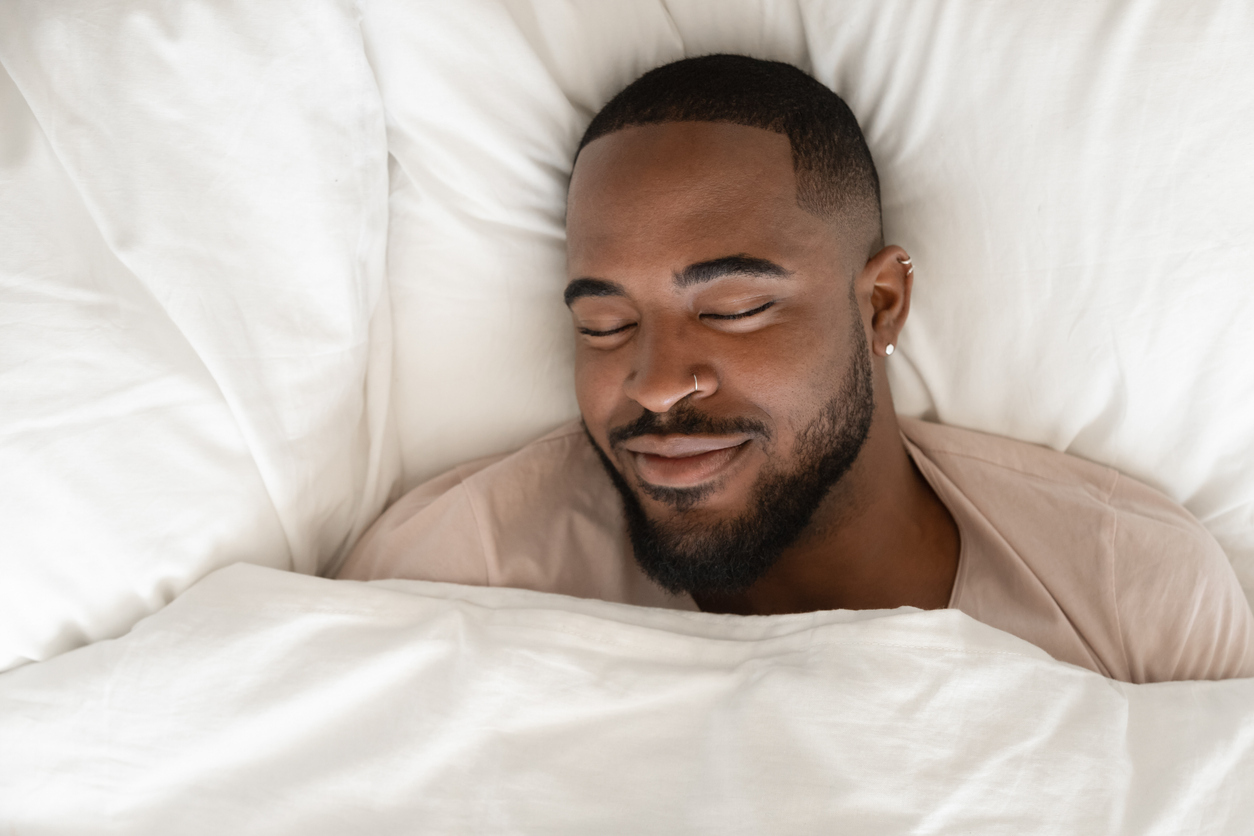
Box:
566 122 836 278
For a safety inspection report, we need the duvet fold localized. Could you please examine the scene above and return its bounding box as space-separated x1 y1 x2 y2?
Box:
1 563 1250 834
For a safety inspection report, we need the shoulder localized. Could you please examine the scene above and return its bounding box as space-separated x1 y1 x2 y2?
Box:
337 421 675 607
1105 473 1254 682
900 416 1119 502
902 417 1254 682
460 420 609 502
337 420 598 584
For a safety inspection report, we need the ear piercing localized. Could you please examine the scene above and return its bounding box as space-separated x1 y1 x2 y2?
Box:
885 254 909 358
692 374 700 393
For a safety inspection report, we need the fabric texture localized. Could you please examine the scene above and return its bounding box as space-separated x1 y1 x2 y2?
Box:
0 1 396 671
2 563 1253 834
340 418 1254 683
2 0 1253 670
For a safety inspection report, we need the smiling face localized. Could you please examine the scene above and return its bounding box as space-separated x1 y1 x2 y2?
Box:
566 121 884 595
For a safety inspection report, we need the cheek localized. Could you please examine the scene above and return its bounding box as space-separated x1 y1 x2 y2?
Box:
574 349 620 440
722 326 844 425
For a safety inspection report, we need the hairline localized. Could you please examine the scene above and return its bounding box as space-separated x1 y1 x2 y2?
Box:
571 117 883 265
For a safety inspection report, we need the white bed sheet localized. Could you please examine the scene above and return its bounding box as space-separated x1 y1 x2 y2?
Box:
0 0 396 671
0 563 1250 834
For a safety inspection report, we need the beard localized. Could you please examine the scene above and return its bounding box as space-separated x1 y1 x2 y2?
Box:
587 323 877 598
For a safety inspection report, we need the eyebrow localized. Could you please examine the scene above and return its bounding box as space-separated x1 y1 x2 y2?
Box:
674 255 793 288
563 254 792 307
564 278 625 307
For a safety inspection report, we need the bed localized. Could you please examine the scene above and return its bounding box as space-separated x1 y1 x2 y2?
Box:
2 0 1253 831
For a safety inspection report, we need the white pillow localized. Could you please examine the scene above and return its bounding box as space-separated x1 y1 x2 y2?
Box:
365 0 1254 600
0 1 396 671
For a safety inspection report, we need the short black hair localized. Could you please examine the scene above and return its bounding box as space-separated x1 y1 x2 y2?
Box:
578 54 881 241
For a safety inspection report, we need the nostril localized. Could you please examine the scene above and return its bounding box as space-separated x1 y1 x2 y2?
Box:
624 371 697 414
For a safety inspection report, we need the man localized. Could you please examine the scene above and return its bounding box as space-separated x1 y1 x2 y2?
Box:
339 55 1254 683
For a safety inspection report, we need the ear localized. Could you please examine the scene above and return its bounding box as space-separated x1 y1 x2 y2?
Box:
858 245 913 357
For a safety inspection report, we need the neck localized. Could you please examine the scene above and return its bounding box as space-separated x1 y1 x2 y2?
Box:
692 406 959 616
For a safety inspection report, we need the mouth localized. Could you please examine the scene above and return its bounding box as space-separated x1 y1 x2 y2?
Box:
621 434 752 489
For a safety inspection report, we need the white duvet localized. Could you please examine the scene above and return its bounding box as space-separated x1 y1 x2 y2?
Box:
4 0 1254 673
1 563 1251 834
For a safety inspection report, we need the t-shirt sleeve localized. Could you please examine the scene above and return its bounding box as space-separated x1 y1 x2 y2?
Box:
334 454 506 585
1109 474 1254 683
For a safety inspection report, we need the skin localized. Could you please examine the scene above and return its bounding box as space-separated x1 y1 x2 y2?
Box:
565 121 959 615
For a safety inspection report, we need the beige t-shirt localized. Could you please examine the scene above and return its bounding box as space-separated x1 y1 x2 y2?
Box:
339 417 1254 683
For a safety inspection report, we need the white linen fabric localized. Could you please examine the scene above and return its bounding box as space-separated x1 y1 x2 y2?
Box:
1 0 1252 669
0 563 1250 834
0 1 396 671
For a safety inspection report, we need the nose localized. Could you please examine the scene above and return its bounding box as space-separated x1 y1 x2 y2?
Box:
621 321 711 414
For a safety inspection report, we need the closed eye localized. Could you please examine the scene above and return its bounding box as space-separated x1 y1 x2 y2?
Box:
702 301 775 321
578 323 636 337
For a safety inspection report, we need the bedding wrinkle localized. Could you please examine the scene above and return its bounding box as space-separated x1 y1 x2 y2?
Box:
805 0 955 159
656 2 687 61
6 20 309 575
0 44 301 666
0 0 399 670
13 564 1233 833
324 9 397 575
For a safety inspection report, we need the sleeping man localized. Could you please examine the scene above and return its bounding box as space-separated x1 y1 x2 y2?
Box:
339 55 1254 683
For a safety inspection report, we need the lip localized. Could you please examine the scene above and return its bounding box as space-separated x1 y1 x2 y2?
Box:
622 434 752 489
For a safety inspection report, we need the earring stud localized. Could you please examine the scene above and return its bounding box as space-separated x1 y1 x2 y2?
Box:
885 343 895 356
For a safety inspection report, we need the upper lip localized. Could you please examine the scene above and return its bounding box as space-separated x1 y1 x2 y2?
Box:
621 434 751 458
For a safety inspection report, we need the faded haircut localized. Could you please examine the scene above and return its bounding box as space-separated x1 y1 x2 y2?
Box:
577 54 882 247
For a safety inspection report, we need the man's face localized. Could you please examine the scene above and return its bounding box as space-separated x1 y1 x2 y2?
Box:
565 122 876 595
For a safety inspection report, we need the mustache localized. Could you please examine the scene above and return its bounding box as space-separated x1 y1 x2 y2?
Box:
606 402 771 448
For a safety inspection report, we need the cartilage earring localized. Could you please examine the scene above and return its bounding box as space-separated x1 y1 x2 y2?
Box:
897 255 913 276
885 343 895 356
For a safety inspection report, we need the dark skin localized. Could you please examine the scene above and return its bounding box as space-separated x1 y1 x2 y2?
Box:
565 121 959 615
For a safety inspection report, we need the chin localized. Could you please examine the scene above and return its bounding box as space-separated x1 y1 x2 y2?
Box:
631 476 748 520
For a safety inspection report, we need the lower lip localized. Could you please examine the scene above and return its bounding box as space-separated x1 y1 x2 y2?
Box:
630 442 749 489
